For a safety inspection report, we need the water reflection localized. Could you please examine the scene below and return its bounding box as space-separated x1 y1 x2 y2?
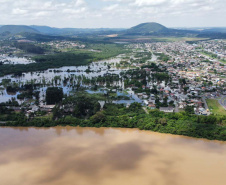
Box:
0 55 35 65
0 57 128 103
0 127 226 185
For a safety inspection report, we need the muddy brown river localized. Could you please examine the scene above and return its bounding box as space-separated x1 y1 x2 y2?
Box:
0 126 226 185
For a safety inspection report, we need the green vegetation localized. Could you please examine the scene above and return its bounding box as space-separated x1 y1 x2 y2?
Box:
0 43 128 76
0 53 92 76
201 51 218 59
197 32 226 39
126 22 168 35
84 44 129 60
1 36 226 142
151 37 208 42
46 87 63 105
154 53 171 62
206 99 226 116
13 42 46 54
79 91 130 101
0 25 39 34
3 94 226 141
201 51 226 64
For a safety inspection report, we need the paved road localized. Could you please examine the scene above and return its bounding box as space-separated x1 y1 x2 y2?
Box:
201 97 212 115
175 103 179 113
202 97 209 110
218 96 226 110
143 107 149 114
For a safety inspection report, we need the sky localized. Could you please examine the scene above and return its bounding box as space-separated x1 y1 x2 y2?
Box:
0 0 225 28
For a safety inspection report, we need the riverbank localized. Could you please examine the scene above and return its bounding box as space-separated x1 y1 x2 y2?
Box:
3 107 226 141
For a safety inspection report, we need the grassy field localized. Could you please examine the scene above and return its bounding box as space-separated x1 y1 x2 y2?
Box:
150 37 209 42
201 51 226 64
36 113 53 119
206 99 226 115
114 36 209 42
220 59 226 64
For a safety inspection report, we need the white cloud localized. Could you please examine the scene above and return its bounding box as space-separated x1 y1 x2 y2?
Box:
12 8 28 15
0 0 225 27
103 4 119 11
133 0 168 6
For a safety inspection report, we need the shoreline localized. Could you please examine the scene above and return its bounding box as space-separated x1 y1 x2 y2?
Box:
1 123 226 142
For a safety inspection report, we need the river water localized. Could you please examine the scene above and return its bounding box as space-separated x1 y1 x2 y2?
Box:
0 126 225 185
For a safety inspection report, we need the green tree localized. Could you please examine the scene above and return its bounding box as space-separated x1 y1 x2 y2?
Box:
46 87 63 105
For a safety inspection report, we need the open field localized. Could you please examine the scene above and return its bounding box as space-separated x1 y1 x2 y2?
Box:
206 99 226 115
148 37 209 42
220 59 226 64
111 36 209 43
201 51 226 64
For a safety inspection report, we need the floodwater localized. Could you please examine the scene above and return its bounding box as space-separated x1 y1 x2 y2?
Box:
0 126 226 185
0 57 123 85
0 57 126 103
0 56 144 105
0 55 35 65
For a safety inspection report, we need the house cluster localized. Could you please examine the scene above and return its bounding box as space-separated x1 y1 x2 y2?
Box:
132 78 213 114
201 40 226 60
8 102 56 118
144 40 226 88
0 45 20 55
43 41 85 50
125 40 226 114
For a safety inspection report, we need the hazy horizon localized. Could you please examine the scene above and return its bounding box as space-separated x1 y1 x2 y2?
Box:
0 0 225 28
1 23 226 30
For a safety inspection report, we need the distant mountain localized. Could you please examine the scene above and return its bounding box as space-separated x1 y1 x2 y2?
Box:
18 32 111 43
202 27 226 33
197 32 226 39
0 25 126 39
30 25 125 35
19 32 67 42
0 25 39 34
30 25 63 35
174 27 226 33
126 22 169 34
124 22 200 37
1 23 226 40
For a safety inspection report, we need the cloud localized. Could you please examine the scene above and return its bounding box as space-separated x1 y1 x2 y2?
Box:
12 8 28 15
0 0 225 27
133 0 168 6
103 4 119 11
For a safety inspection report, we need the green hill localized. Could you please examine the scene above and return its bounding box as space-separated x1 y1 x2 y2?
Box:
0 25 39 34
126 22 169 34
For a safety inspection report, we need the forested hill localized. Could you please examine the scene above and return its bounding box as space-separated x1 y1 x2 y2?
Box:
0 25 39 34
126 22 169 34
124 22 199 36
1 23 226 39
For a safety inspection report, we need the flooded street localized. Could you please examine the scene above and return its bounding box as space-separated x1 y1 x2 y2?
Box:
0 126 226 185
